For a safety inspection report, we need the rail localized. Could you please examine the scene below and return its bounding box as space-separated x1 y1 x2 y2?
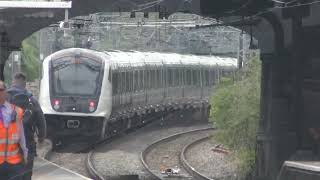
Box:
86 151 105 180
180 136 214 180
140 127 214 179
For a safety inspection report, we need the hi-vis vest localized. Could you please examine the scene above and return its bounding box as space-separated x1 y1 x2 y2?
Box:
0 105 23 164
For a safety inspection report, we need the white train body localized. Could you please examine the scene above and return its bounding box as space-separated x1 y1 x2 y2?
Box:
39 48 236 143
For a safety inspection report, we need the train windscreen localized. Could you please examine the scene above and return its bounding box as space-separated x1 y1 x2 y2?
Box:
51 56 103 96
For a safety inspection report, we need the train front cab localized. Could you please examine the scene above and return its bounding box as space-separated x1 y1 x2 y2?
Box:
42 49 110 146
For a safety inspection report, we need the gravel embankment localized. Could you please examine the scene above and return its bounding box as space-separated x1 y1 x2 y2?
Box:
37 139 91 178
47 152 89 177
185 136 237 180
92 119 212 180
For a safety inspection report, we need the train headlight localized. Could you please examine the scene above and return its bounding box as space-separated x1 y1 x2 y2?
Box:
89 101 95 112
53 99 60 110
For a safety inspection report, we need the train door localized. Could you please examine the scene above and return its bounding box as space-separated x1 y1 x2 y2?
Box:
122 65 132 106
111 67 120 110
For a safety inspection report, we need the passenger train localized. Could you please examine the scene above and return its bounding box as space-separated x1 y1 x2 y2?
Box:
39 48 237 145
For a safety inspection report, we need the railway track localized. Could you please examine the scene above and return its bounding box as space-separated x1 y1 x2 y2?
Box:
45 107 211 180
47 116 168 180
45 143 93 178
180 136 214 180
45 110 168 179
140 127 214 180
86 151 104 180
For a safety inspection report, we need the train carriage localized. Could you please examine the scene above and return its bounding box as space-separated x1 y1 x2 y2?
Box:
39 48 237 145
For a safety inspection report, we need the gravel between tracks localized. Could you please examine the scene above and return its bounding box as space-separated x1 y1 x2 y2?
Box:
38 122 236 180
145 129 212 179
47 152 89 177
92 119 212 180
36 138 90 178
185 135 237 179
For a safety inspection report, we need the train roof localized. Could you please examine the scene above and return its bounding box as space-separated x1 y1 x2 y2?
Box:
44 48 237 68
103 50 237 68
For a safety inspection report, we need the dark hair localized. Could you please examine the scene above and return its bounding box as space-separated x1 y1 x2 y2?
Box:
14 72 26 81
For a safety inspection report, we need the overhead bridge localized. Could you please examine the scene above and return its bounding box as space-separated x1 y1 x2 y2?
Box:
1 1 320 180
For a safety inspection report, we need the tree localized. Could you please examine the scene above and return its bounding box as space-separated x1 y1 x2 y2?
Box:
21 32 40 81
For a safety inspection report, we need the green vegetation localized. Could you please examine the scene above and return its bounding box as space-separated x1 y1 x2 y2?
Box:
3 32 40 84
21 32 40 81
210 56 261 179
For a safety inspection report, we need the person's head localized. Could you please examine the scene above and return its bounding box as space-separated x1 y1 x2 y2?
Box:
12 72 26 88
0 81 7 104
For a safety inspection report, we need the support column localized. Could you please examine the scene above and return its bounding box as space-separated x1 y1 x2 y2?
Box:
255 12 298 180
256 53 295 180
256 53 273 180
291 11 304 150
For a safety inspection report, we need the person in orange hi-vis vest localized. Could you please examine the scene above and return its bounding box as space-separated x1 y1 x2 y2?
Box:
0 81 27 180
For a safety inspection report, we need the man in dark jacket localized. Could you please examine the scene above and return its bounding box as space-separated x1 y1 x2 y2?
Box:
7 72 46 180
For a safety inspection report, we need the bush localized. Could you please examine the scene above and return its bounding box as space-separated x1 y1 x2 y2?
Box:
210 56 261 179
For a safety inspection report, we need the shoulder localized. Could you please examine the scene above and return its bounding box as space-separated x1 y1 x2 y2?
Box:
13 105 24 120
14 106 23 113
7 87 19 93
7 87 32 96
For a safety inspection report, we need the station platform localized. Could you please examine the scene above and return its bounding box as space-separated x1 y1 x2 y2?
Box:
33 157 92 180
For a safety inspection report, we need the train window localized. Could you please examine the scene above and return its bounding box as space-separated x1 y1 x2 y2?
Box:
153 69 156 88
212 69 217 85
191 69 194 86
172 68 175 87
210 69 213 85
146 69 150 89
125 71 129 92
134 70 138 92
193 69 199 86
168 68 173 87
113 72 120 94
125 71 129 93
164 68 167 88
200 68 204 87
205 69 209 86
174 69 179 86
153 69 157 89
180 68 184 87
162 68 167 88
119 71 122 94
157 69 161 88
150 69 155 89
127 71 132 92
172 68 176 87
139 70 143 91
186 69 192 86
121 71 126 93
150 69 154 89
51 56 103 96
108 67 112 82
